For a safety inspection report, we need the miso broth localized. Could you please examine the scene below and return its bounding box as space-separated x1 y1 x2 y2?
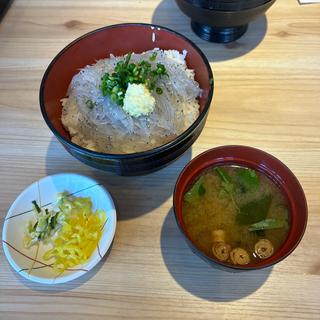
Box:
182 165 290 266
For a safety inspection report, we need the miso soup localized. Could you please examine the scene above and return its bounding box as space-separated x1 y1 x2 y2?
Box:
182 165 290 266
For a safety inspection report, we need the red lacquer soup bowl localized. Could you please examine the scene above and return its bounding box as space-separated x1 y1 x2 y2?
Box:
173 145 308 271
39 23 213 175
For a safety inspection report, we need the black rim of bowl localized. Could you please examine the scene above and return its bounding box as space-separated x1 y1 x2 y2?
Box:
173 145 308 271
39 23 214 160
180 0 273 11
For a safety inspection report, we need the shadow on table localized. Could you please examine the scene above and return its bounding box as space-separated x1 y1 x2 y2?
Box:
152 0 268 62
160 209 272 301
12 241 114 293
0 0 13 22
45 137 192 220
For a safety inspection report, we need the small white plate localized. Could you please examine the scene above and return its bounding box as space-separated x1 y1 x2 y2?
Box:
2 173 117 284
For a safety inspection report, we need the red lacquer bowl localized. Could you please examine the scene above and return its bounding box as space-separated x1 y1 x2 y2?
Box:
39 23 213 175
173 145 308 271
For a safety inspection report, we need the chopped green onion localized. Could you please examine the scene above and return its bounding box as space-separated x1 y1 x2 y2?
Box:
156 87 163 94
149 52 157 61
100 52 168 106
32 200 41 214
124 52 132 67
85 100 96 109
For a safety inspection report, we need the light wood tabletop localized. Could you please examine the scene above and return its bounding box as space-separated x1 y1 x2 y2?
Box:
1 0 320 319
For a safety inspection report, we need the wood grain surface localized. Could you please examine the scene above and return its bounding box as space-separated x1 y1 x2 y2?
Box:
1 0 320 319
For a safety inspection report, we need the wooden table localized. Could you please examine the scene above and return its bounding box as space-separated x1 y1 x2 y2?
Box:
1 0 320 319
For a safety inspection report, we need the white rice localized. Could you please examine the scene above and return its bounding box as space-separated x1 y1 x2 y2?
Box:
61 48 201 154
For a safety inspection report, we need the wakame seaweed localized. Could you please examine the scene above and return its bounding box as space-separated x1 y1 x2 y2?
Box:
236 194 272 225
184 176 206 203
236 167 259 192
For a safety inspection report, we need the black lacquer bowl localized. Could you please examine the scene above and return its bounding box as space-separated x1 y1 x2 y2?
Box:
175 0 276 43
39 23 213 175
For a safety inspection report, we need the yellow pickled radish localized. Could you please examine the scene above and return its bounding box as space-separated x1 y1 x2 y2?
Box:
43 195 106 273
